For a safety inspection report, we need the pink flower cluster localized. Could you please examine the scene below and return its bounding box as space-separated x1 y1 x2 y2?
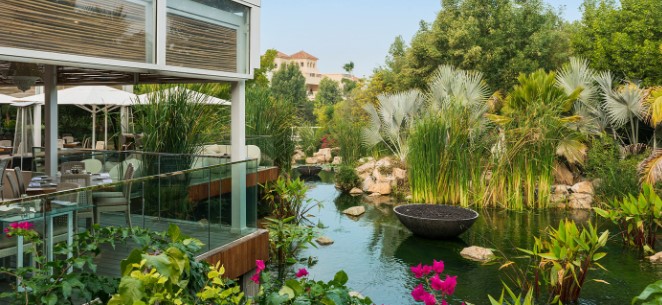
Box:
295 268 309 278
4 221 34 237
410 260 462 305
251 260 266 284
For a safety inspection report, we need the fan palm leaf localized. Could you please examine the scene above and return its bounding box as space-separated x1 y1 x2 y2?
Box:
638 149 662 185
556 136 587 165
645 87 662 127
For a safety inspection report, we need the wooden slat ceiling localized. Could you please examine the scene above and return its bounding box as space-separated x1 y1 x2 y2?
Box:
0 62 215 86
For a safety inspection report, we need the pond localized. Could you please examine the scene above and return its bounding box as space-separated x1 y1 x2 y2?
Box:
298 174 662 305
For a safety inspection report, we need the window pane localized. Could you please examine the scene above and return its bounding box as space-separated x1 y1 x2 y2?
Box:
0 0 154 63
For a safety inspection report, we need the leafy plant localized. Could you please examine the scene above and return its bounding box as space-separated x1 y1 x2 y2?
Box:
488 284 537 305
334 165 361 192
0 225 133 305
514 220 609 304
298 125 322 157
594 184 662 253
632 280 662 305
329 99 366 165
253 265 372 305
262 176 318 225
265 216 317 282
595 71 646 145
586 134 643 202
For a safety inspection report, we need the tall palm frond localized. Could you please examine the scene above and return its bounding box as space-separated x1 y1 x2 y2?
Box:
362 89 423 161
556 135 588 165
638 149 662 185
645 87 662 127
556 57 598 107
427 65 490 111
596 72 645 128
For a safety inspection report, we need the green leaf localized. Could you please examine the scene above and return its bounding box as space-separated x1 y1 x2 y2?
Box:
593 252 607 261
279 286 296 300
120 249 144 276
41 293 57 305
62 280 73 299
286 279 305 295
333 270 349 286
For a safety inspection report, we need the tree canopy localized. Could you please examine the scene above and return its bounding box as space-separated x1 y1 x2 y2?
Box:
315 78 342 105
270 63 313 122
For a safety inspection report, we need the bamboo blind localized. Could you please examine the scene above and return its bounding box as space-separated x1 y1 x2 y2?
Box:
166 13 237 72
0 0 147 63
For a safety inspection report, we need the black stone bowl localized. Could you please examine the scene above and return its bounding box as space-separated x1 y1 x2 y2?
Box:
295 165 322 176
393 204 479 239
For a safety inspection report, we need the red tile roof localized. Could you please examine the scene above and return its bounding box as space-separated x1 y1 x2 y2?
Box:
289 51 318 60
276 51 290 59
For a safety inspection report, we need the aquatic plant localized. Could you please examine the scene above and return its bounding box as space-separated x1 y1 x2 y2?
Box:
409 260 464 305
632 280 662 305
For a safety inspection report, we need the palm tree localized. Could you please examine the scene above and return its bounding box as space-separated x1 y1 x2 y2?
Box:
595 71 646 145
362 90 424 161
556 57 606 136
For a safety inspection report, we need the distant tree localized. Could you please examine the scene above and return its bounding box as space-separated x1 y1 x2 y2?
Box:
343 61 355 76
341 78 357 97
571 0 662 86
397 0 570 91
315 78 342 105
248 49 278 87
270 63 313 122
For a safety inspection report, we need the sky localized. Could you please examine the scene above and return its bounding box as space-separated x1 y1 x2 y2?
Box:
260 1 583 78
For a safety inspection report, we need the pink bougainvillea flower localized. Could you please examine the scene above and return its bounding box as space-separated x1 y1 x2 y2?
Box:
411 284 428 301
295 268 309 278
430 274 444 291
432 259 444 274
18 222 33 230
440 275 458 296
250 272 260 284
422 292 436 305
441 300 448 305
411 263 433 278
255 260 265 272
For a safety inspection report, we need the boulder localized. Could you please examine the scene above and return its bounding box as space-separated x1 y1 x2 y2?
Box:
368 181 392 195
356 161 376 174
552 184 571 195
648 252 662 263
553 162 574 185
571 181 594 195
362 176 375 192
368 192 382 197
393 168 407 181
332 156 342 165
568 193 593 209
375 157 392 168
305 157 317 164
318 148 333 162
316 236 334 246
349 187 363 195
316 155 327 164
550 193 568 205
342 206 366 217
460 246 495 262
292 151 306 161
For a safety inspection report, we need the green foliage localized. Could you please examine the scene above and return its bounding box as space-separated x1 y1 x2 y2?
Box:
262 176 318 225
633 280 662 305
298 125 322 157
571 0 662 87
488 284 536 305
108 224 246 305
264 216 317 282
246 85 297 171
329 100 366 165
271 63 313 122
0 225 132 305
254 270 372 305
316 78 343 105
250 49 278 87
594 184 662 253
585 134 642 202
392 0 569 91
487 70 583 209
334 165 361 192
514 220 609 304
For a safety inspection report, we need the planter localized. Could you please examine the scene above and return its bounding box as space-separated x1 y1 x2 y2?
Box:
393 204 479 239
295 165 322 177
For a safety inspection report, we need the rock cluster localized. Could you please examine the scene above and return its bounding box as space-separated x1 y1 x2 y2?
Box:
292 148 341 165
648 251 662 263
354 157 408 197
551 180 595 209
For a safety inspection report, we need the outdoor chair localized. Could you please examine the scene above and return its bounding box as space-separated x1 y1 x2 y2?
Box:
13 167 27 196
81 159 103 174
93 163 134 228
57 139 65 149
95 141 105 150
5 171 21 199
0 159 10 200
60 161 85 173
62 136 74 144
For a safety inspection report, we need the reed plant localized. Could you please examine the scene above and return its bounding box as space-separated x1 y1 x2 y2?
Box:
330 99 366 165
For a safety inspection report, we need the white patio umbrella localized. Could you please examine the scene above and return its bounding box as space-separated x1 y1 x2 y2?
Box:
136 87 231 106
15 86 137 149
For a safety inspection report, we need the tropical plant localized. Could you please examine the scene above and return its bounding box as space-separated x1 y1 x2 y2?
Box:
645 88 662 149
334 165 361 192
632 280 662 305
362 89 424 162
329 99 366 165
253 265 372 305
408 65 491 206
514 220 609 304
264 216 317 282
595 71 646 145
246 85 297 171
486 70 584 209
488 284 537 305
585 134 642 202
298 124 322 157
262 176 318 225
594 184 662 253
556 57 606 136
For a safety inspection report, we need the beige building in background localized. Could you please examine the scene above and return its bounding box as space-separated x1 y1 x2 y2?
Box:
272 50 358 98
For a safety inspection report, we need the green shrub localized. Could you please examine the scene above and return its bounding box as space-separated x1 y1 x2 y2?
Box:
594 184 662 253
298 125 322 157
335 165 361 192
585 135 643 202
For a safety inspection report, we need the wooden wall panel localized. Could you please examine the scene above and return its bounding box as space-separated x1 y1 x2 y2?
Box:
167 13 237 72
188 166 279 202
197 229 269 279
0 0 147 62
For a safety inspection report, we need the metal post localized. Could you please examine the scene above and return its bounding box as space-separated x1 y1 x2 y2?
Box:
91 105 96 149
43 65 58 176
231 80 247 232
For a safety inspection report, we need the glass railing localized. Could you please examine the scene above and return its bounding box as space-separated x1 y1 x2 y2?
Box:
0 152 258 261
